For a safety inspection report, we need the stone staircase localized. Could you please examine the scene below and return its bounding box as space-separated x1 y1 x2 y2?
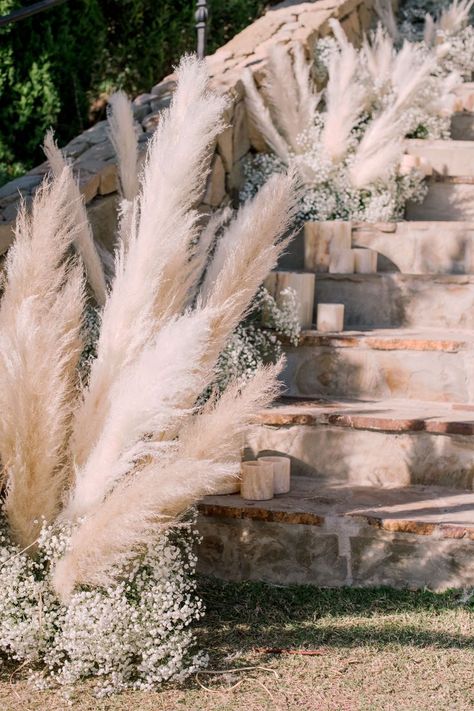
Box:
197 108 474 592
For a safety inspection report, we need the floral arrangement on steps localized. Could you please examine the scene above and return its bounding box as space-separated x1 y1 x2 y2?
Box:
241 6 467 224
399 0 474 79
0 55 298 695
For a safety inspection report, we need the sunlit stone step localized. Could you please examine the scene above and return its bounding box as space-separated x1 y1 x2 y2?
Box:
245 397 474 489
197 476 474 590
282 328 474 403
405 138 474 176
285 221 474 275
314 273 474 330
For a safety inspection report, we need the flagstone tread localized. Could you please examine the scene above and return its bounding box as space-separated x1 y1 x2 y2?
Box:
256 397 474 435
297 328 474 352
199 476 474 538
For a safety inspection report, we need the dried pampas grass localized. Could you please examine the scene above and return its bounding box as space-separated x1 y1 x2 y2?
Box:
0 54 296 598
0 170 85 547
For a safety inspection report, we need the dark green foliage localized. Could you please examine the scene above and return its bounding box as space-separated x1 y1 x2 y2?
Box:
0 0 265 186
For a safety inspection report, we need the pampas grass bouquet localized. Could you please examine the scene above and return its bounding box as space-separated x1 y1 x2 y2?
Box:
0 55 297 695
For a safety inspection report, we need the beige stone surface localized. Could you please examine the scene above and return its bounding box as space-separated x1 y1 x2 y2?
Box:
405 139 474 176
314 273 474 329
304 221 352 272
282 328 474 403
197 477 474 590
352 221 474 274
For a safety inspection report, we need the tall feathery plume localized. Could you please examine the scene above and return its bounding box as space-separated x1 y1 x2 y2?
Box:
391 42 436 111
263 44 307 152
362 25 395 86
43 132 107 306
438 0 474 35
107 91 140 202
0 171 85 547
322 21 367 162
291 43 321 133
70 56 227 469
64 309 217 519
349 106 405 188
242 68 290 162
53 362 282 601
374 0 400 41
107 91 140 252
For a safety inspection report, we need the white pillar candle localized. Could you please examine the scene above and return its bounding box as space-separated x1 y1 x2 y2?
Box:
240 461 274 501
329 249 355 274
316 303 344 332
258 455 291 494
353 248 377 274
264 271 315 330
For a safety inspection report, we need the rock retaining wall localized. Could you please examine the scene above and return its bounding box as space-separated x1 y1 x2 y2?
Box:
0 0 377 253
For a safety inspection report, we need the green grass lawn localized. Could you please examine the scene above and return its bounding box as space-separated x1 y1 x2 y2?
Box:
1 578 473 710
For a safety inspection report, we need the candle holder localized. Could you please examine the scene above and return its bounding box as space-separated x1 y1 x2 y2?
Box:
317 303 344 332
304 221 352 272
258 455 291 494
264 271 315 329
329 248 355 274
240 460 274 501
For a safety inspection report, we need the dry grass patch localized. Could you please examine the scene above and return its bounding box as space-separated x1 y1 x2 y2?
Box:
1 579 473 711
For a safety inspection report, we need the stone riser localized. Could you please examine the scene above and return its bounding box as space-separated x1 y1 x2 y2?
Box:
197 514 474 591
406 182 474 222
197 476 474 591
406 138 474 176
283 221 474 276
314 274 474 330
246 423 474 489
451 112 474 141
283 341 474 403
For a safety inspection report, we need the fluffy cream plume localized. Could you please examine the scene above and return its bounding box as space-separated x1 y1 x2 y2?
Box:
70 56 228 469
0 172 85 547
201 171 298 338
390 42 436 111
43 132 107 306
292 43 321 130
362 25 395 85
242 68 290 162
438 0 474 34
322 22 367 162
53 362 282 601
374 0 399 41
64 309 217 520
349 107 405 188
107 91 140 202
424 13 436 45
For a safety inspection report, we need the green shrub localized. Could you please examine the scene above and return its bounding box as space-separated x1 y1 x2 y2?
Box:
0 0 265 187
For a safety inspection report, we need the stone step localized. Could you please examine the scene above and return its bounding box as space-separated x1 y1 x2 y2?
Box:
197 476 474 591
405 138 474 176
245 398 474 489
283 328 474 403
406 176 474 221
285 221 474 275
352 221 474 275
314 273 474 330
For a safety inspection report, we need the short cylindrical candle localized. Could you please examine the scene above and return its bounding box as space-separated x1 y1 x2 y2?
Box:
258 455 291 494
240 460 274 501
316 303 344 332
353 248 377 274
329 249 355 274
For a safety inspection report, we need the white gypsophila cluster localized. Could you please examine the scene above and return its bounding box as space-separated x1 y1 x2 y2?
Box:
211 286 301 396
241 134 428 224
0 515 206 697
78 303 101 383
437 26 474 78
